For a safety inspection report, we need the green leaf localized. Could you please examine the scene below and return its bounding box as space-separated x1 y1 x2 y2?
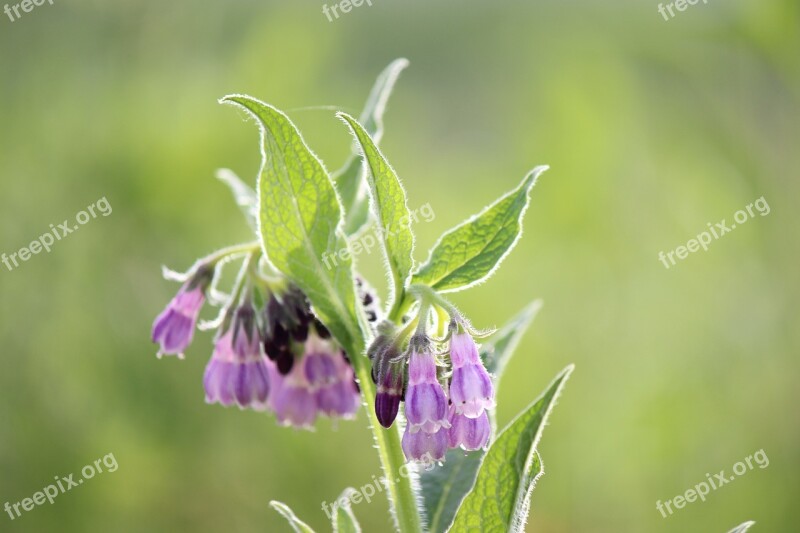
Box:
220 95 361 351
727 521 756 533
420 301 543 533
412 166 548 293
334 58 409 236
421 449 484 533
338 112 414 306
332 488 362 533
449 364 574 533
216 168 258 231
270 501 316 533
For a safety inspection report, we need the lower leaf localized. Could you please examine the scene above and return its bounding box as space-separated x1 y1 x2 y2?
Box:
270 501 316 533
449 364 574 532
332 488 362 533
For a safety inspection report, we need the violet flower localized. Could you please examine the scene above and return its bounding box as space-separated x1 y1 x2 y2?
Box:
152 267 212 358
303 337 360 419
404 347 449 434
448 408 490 451
448 332 495 418
203 305 271 410
402 426 448 462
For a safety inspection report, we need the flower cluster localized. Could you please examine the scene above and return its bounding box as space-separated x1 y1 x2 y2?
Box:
152 259 360 428
369 327 495 463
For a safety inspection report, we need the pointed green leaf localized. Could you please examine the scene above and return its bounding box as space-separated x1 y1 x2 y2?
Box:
335 59 409 235
449 364 574 532
220 95 361 350
270 501 316 533
421 449 483 533
412 166 547 293
216 168 258 230
420 301 543 532
338 112 414 306
728 521 756 533
332 488 362 533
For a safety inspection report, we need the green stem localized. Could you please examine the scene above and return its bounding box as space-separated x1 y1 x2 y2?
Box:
388 293 414 323
343 293 422 532
348 346 423 533
200 241 261 267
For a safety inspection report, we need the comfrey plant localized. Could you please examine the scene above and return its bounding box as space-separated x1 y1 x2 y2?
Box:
152 59 574 533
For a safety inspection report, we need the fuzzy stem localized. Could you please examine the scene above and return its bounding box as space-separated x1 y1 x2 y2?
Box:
200 241 261 267
344 293 423 533
348 349 423 533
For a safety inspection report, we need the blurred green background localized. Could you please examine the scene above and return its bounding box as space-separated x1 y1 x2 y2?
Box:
1 0 798 531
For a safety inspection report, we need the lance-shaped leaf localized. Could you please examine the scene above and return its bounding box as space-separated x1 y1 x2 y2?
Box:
727 521 756 533
220 95 361 350
332 488 362 533
216 168 258 231
335 58 409 235
412 166 548 293
338 112 414 307
420 301 543 533
449 364 574 532
270 501 316 533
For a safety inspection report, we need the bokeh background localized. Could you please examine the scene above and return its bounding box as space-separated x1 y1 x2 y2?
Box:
1 0 798 531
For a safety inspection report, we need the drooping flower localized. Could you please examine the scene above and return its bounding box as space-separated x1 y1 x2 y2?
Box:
448 408 490 451
152 266 213 358
303 337 360 419
268 358 318 428
203 304 271 410
402 425 448 462
375 365 405 429
368 329 406 428
404 342 449 434
448 332 495 418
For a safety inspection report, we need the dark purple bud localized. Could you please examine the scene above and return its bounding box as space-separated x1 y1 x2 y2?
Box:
368 332 406 427
275 351 295 375
291 319 309 342
376 369 404 428
313 318 331 339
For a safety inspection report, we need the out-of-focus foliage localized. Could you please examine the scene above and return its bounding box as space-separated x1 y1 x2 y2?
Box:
0 1 797 531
